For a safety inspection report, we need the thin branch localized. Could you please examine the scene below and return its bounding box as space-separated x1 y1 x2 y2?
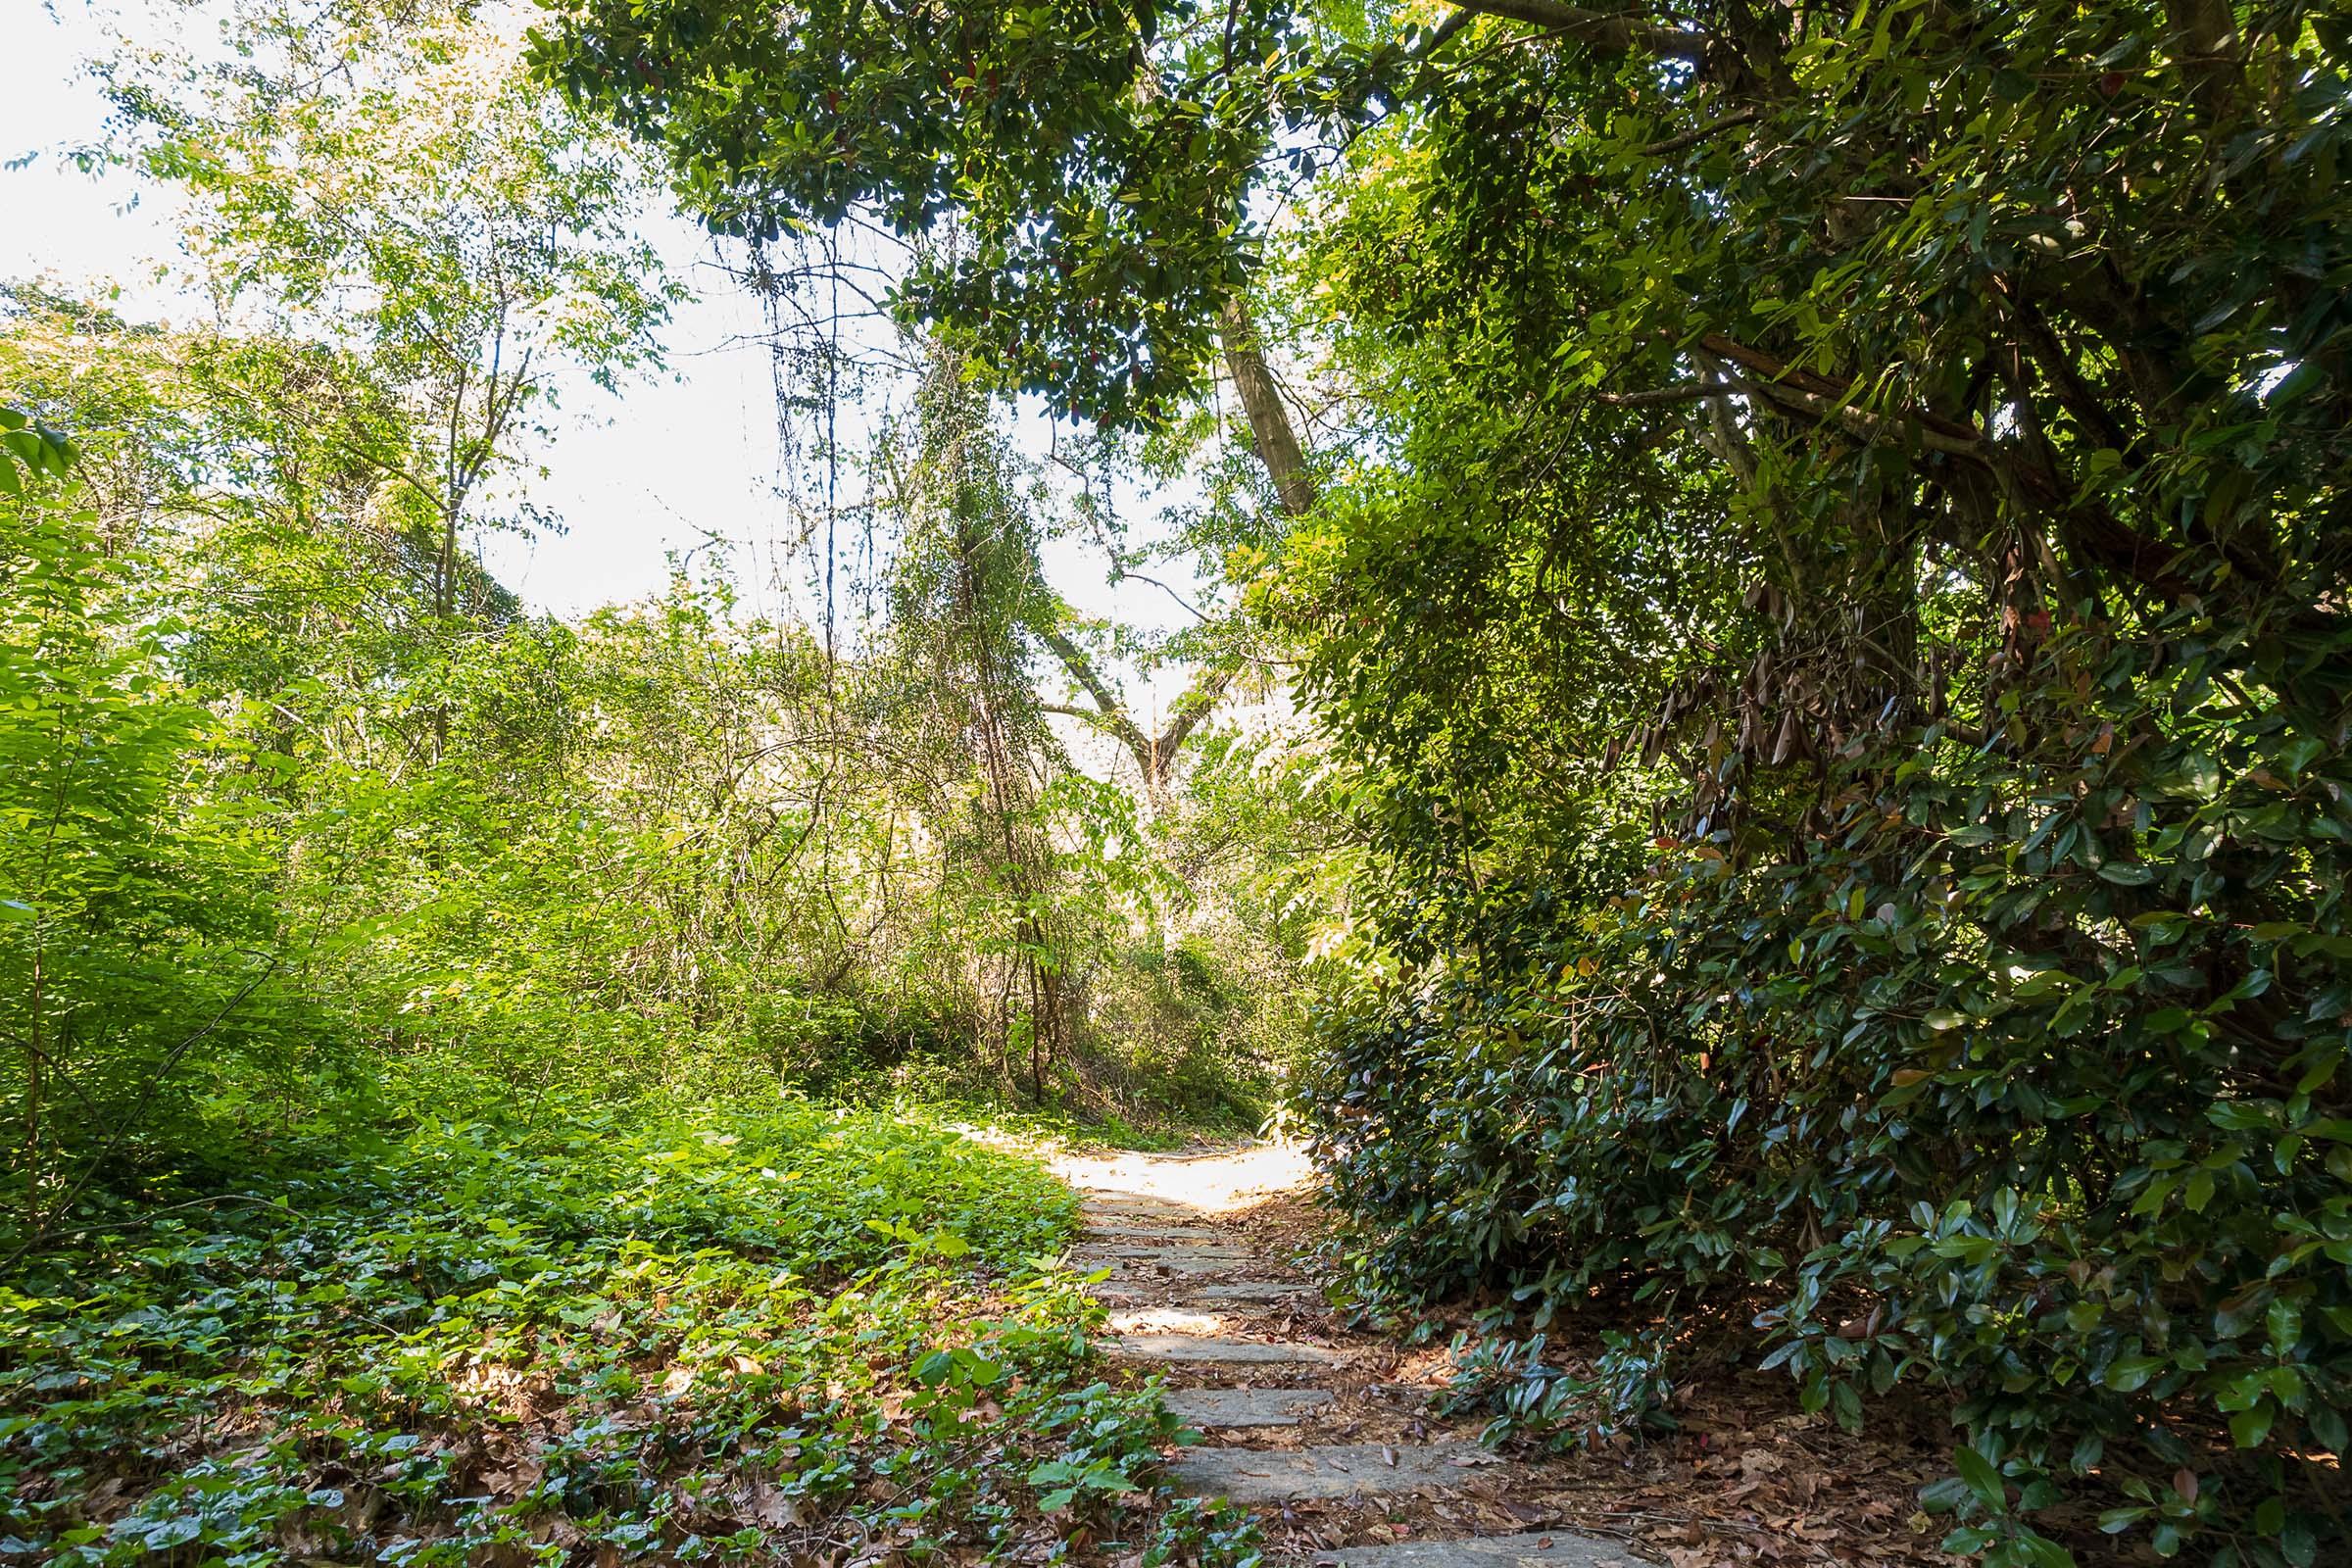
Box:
1441 0 1712 62
1598 378 1752 408
1642 108 1761 156
1111 569 1211 624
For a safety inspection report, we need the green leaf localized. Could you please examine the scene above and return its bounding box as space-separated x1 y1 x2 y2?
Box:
1952 1444 2006 1511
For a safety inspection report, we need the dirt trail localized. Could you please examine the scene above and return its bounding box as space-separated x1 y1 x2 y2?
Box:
1051 1145 1963 1568
1051 1145 1641 1568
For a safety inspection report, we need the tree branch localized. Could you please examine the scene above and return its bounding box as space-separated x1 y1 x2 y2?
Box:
1699 330 2199 600
1152 661 1241 773
1218 296 1316 516
1037 625 1152 776
1598 378 1751 408
1441 0 1712 62
1642 108 1761 157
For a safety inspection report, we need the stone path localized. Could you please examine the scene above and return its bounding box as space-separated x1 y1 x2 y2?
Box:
1051 1146 1649 1568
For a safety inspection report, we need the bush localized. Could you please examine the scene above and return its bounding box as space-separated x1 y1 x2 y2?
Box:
1303 601 2352 1567
0 455 334 1227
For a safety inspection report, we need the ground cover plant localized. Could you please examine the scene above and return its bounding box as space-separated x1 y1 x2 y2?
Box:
0 1098 1260 1566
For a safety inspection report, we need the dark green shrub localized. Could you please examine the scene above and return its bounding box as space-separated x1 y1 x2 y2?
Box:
1304 604 2352 1567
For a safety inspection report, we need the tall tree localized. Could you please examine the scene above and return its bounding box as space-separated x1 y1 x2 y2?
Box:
535 0 1336 792
114 3 678 748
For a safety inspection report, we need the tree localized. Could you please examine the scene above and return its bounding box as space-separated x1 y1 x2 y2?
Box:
112 2 678 749
871 354 1082 1093
533 0 1332 787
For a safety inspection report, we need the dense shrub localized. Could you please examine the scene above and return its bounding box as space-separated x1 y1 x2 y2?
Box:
0 454 352 1224
1305 600 2352 1566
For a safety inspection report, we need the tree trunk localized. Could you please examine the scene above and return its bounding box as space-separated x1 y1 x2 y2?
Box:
1218 296 1315 517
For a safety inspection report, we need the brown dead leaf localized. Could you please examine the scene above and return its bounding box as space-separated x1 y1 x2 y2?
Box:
745 1480 802 1528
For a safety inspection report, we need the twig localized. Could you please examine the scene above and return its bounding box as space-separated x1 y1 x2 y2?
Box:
1641 109 1762 157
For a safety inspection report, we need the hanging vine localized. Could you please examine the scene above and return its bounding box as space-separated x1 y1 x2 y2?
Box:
874 350 1076 1097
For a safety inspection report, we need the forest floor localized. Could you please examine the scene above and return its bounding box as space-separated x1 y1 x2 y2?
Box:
1057 1143 1968 1568
3 1114 1981 1568
0 1103 1167 1568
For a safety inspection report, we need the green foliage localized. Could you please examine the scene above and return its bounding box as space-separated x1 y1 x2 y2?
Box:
529 0 1315 421
4 1 1305 1560
109 4 675 397
0 398 1265 1562
100 0 677 656
74 0 2352 1561
1306 606 2352 1556
0 452 314 1227
4 287 1301 1195
471 0 2352 1552
1261 4 2352 1566
0 1098 1258 1563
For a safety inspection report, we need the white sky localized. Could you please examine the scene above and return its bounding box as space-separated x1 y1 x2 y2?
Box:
2 0 1221 741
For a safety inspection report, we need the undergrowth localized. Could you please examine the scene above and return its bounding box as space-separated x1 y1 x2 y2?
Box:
0 1101 1263 1567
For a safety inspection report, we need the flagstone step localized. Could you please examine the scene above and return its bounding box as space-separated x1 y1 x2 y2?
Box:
1191 1280 1315 1302
1161 1386 1335 1428
1070 1250 1247 1275
1076 1244 1251 1260
1106 1333 1347 1366
1108 1306 1231 1334
1080 1192 1209 1210
1323 1533 1642 1568
1167 1443 1497 1502
1085 1222 1231 1242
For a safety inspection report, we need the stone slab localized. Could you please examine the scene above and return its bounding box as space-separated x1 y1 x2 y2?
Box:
1079 1279 1148 1300
1069 1250 1248 1276
1085 1222 1232 1242
1193 1280 1316 1302
1106 1333 1347 1366
1162 1386 1335 1429
1077 1244 1252 1261
1079 1190 1212 1208
1167 1443 1496 1502
1323 1533 1642 1568
1109 1306 1229 1335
